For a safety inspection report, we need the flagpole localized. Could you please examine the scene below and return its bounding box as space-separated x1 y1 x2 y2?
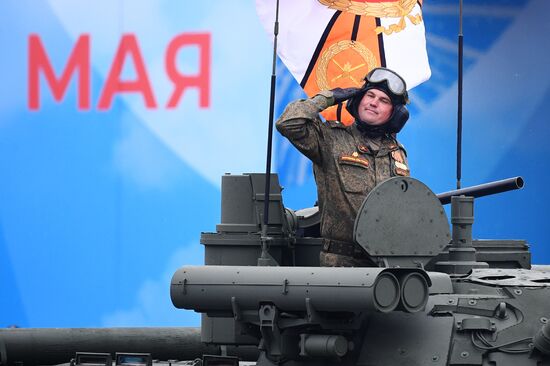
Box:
259 0 280 266
456 0 464 189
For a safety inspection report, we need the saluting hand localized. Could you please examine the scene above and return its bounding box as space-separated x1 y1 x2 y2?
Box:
330 87 362 104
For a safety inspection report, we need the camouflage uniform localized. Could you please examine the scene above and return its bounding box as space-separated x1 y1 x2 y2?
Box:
276 91 410 267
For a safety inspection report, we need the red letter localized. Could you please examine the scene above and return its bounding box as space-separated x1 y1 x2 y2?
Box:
28 34 90 110
98 34 157 110
166 33 211 109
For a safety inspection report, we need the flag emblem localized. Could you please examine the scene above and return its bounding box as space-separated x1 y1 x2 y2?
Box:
318 0 423 34
317 40 376 90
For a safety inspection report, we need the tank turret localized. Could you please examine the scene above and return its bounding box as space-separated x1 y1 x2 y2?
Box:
2 173 548 366
168 174 547 366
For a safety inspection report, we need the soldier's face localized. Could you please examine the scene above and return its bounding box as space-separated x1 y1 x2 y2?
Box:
357 88 393 126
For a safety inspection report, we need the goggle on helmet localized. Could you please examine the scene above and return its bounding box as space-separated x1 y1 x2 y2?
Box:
364 67 410 105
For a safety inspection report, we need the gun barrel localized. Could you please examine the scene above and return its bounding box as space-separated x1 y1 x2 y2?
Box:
171 266 430 315
437 176 524 205
0 327 258 366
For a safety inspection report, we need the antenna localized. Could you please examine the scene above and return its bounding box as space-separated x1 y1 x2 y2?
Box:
258 0 280 266
456 0 464 189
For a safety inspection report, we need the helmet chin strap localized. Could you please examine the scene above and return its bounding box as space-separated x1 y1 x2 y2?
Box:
354 119 390 138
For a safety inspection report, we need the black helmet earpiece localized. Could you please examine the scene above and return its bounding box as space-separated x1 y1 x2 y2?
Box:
385 104 409 134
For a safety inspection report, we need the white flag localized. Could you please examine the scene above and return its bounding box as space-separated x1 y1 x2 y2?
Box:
256 0 431 124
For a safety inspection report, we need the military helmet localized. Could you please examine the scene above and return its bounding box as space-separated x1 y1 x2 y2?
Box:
346 67 410 134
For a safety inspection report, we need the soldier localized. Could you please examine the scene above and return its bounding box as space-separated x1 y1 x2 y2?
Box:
276 67 411 267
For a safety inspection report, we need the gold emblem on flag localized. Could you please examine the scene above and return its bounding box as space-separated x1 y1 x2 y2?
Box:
317 40 377 91
318 0 423 35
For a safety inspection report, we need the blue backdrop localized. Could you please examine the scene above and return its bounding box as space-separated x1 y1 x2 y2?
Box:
1 0 549 328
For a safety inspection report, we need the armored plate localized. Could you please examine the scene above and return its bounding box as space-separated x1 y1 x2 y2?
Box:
467 268 550 287
354 177 451 266
359 312 454 366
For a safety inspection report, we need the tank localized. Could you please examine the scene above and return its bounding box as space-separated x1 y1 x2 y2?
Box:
3 173 550 366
